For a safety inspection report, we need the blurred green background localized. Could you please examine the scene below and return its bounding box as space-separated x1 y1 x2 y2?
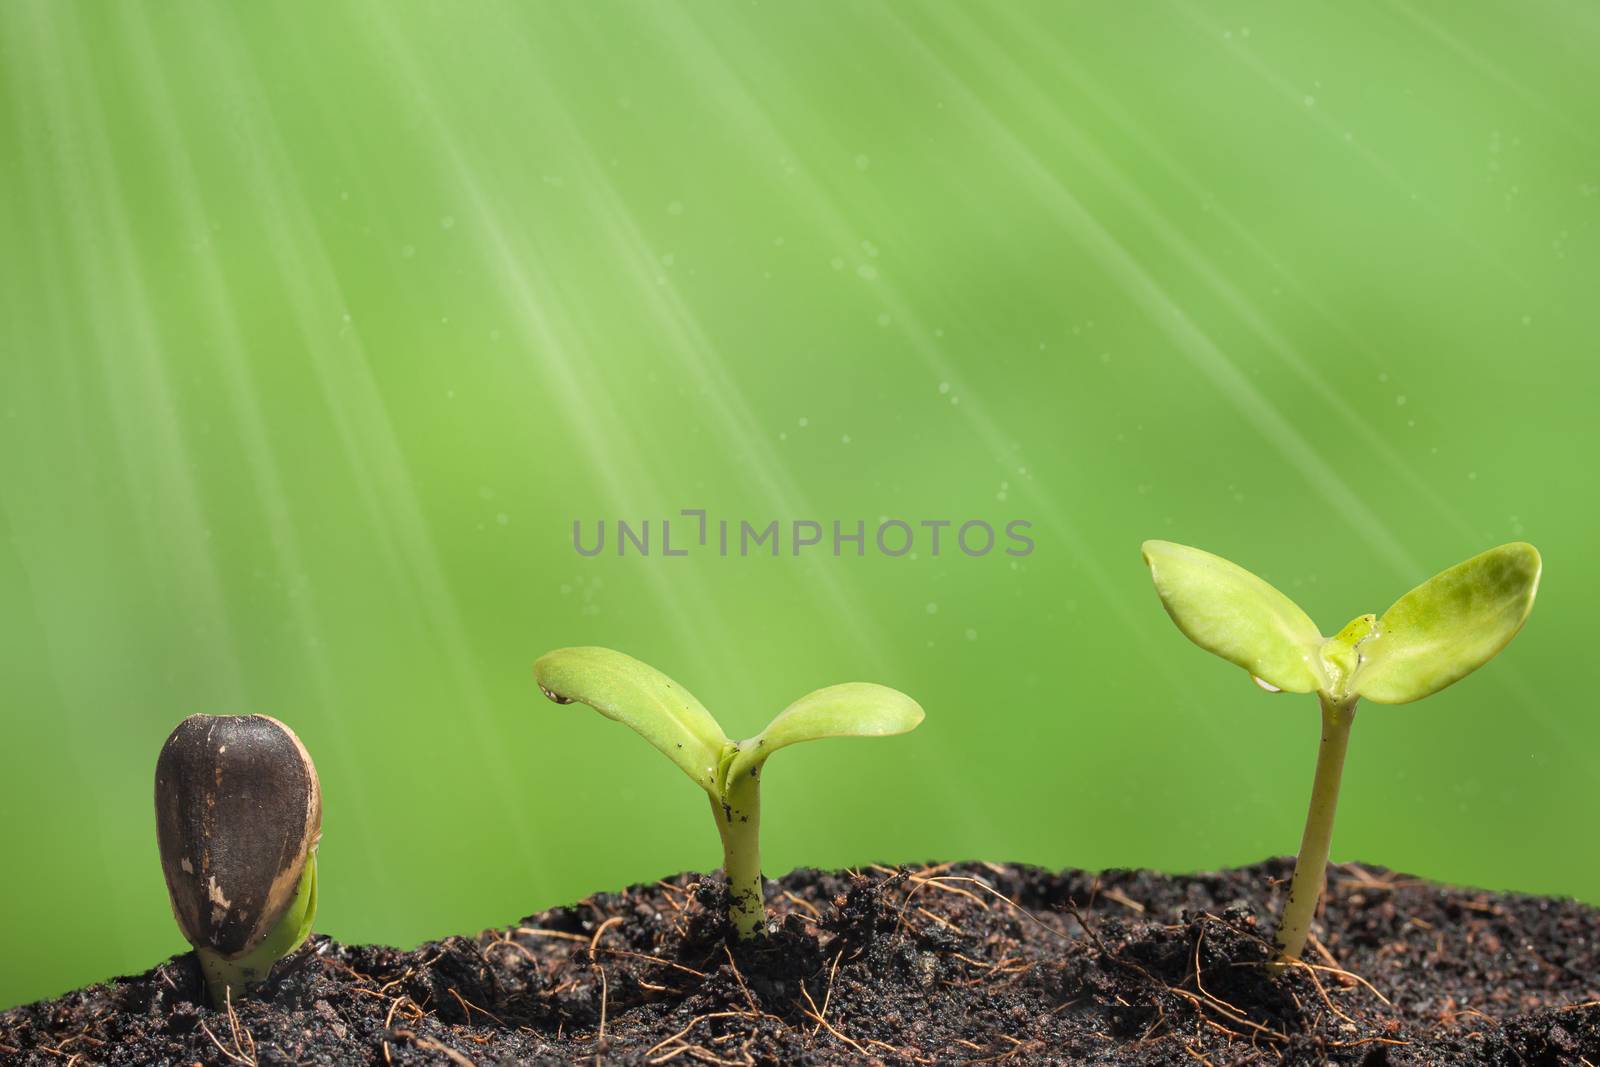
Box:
2 0 1595 1009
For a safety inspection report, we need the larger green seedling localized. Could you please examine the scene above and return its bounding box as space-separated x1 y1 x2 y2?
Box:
1142 541 1540 965
534 646 924 938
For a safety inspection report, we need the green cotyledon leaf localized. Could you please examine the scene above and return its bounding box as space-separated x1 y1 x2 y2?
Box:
1352 543 1541 704
726 683 924 783
1142 540 1325 693
535 646 730 794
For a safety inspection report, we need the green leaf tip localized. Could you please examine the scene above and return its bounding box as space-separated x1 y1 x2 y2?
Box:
1141 540 1541 705
1353 542 1541 704
533 646 729 793
1141 539 1323 694
728 682 924 781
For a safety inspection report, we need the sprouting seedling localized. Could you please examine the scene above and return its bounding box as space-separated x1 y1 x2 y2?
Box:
154 714 322 1007
1142 540 1540 965
534 646 924 938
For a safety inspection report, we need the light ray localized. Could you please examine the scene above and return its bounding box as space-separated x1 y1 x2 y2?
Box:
1382 0 1597 148
466 3 897 669
871 4 1421 580
42 4 247 709
1169 0 1528 292
349 0 776 703
647 5 1243 834
938 3 1478 550
111 4 388 886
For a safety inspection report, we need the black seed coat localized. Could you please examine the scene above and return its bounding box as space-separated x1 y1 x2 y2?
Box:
153 714 320 958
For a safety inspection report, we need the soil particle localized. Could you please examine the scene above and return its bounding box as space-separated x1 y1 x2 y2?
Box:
4 860 1598 1065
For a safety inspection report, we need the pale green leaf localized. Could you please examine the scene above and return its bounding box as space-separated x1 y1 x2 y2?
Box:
1353 542 1541 704
727 683 924 781
534 646 729 793
1142 540 1325 693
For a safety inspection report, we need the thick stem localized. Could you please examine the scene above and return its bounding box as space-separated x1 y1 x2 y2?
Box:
1274 694 1357 964
712 767 765 938
196 947 256 1009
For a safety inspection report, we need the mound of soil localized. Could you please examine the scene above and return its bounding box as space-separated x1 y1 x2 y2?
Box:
4 860 1598 1065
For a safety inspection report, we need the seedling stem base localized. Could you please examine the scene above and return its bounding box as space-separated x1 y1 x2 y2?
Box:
712 772 765 938
1273 694 1356 965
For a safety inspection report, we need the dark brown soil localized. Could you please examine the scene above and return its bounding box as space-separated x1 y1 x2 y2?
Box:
4 860 1598 1065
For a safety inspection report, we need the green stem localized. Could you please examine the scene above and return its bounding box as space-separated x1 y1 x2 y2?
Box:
712 762 765 938
1274 694 1356 964
196 947 258 1009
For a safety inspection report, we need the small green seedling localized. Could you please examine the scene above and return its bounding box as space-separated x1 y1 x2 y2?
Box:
534 646 924 938
1142 540 1540 965
154 714 322 1007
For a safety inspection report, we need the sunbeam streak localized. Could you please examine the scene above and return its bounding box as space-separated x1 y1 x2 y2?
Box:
945 4 1481 554
872 4 1422 580
110 4 390 889
170 2 549 882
